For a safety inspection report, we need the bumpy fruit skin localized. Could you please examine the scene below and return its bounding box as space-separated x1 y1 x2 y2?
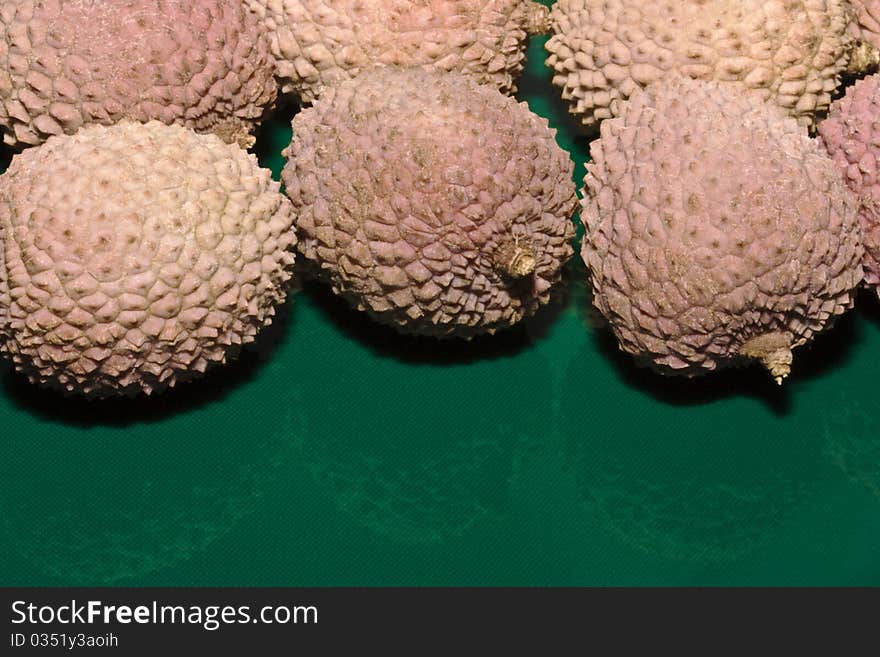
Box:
0 121 297 398
582 78 863 382
0 0 277 149
282 68 577 338
819 73 880 295
849 0 880 48
243 0 549 103
546 0 858 129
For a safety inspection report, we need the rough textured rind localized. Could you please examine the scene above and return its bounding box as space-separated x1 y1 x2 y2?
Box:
282 68 577 338
849 0 880 49
546 0 859 129
582 77 863 381
0 121 297 397
819 72 880 294
243 0 548 102
0 0 277 149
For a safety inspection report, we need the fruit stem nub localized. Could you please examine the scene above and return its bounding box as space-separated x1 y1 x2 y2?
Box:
494 237 537 279
739 332 793 385
212 118 257 149
524 2 551 35
847 40 880 75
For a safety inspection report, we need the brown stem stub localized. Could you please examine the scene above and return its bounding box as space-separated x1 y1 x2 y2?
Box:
847 40 880 75
524 2 551 36
211 118 256 150
739 332 794 385
493 237 537 279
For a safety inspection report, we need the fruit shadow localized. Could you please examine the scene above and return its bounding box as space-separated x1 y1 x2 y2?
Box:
833 68 877 102
300 273 568 366
0 143 13 173
582 286 861 416
854 286 880 325
0 299 296 429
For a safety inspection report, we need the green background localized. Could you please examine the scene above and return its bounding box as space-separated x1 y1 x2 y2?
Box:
1 9 879 586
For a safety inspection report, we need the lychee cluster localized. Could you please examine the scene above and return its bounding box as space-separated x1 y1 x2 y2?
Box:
4 0 880 399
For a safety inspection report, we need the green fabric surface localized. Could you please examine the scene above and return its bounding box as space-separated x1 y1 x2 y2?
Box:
1 12 879 586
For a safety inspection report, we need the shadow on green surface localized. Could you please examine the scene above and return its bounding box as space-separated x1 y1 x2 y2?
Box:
0 299 295 428
582 286 861 415
299 276 563 365
285 318 554 546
